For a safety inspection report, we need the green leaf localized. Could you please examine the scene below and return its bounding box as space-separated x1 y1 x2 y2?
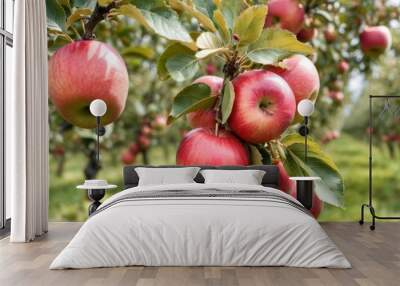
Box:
47 26 73 42
74 0 96 8
221 80 235 124
282 133 345 207
249 145 263 165
169 0 217 32
46 0 67 30
169 83 214 123
121 46 155 59
116 4 193 44
313 9 333 23
166 54 199 82
129 0 164 10
193 0 216 18
157 43 195 80
247 48 296 65
247 28 314 65
196 32 222 49
97 0 113 7
233 5 267 46
218 0 242 30
195 47 228 59
213 9 230 43
66 7 92 29
256 145 272 164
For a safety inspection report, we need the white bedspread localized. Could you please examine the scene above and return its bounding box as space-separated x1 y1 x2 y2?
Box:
50 183 351 269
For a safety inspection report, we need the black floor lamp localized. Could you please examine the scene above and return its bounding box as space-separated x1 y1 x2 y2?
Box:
89 99 107 163
289 99 320 210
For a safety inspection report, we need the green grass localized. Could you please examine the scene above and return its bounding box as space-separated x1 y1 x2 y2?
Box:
49 135 400 222
319 134 400 221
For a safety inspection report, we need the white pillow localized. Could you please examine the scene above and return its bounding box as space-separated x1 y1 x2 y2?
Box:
200 169 266 185
135 167 200 186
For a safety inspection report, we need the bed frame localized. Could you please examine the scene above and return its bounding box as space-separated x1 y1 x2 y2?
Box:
123 165 280 190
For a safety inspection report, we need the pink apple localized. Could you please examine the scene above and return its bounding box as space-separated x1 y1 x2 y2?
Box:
275 161 295 193
187 75 224 129
337 60 349 74
48 40 129 129
229 70 296 144
141 125 152 136
289 188 324 218
297 27 317 42
206 63 217 75
322 130 340 144
328 90 344 102
151 115 167 131
266 55 320 104
323 26 337 43
176 128 249 166
121 150 136 165
360 26 392 57
265 0 305 33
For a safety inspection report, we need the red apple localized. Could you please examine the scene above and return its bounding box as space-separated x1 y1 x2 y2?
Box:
275 161 295 193
151 115 167 131
121 150 136 165
206 63 217 75
297 27 317 42
129 142 140 155
265 0 305 33
176 128 249 166
323 25 337 43
290 188 324 218
138 135 151 150
337 60 349 74
360 26 392 57
52 146 65 156
48 40 129 129
328 90 344 102
229 70 296 144
187 76 223 129
322 130 340 144
266 55 320 105
141 125 152 136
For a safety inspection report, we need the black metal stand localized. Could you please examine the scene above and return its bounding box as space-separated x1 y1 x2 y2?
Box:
87 189 105 215
359 94 400 231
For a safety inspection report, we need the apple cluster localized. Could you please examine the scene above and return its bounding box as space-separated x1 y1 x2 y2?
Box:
177 54 320 166
121 115 167 165
176 54 322 217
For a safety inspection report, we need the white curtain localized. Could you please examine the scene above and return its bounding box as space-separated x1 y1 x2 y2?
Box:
7 0 49 242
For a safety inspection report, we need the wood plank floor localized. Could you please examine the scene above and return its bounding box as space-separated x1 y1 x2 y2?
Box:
0 222 399 286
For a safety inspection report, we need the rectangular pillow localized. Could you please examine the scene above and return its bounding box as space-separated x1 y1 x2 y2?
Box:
200 169 266 185
135 167 201 186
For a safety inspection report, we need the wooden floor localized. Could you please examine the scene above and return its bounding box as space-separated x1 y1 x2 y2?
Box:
0 222 399 286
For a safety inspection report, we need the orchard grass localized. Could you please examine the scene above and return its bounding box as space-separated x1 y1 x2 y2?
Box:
49 134 400 222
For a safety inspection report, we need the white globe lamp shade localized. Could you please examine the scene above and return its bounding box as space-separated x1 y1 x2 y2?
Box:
297 99 315 117
89 99 107 117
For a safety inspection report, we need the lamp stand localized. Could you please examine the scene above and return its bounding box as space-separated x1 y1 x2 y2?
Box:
96 116 100 163
298 116 309 163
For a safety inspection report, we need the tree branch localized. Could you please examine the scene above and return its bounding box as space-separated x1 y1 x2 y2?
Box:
83 3 116 40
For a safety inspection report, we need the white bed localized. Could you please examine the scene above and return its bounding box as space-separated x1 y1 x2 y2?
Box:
50 183 350 269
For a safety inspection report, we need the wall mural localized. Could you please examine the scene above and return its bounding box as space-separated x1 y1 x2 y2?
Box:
46 0 400 221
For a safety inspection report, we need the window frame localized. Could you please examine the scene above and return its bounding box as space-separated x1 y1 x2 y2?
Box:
0 0 13 234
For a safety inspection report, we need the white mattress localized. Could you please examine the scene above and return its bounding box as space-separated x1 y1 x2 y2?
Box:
50 183 350 269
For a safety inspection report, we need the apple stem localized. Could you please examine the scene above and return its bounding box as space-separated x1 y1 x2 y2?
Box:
267 142 281 162
83 3 116 40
